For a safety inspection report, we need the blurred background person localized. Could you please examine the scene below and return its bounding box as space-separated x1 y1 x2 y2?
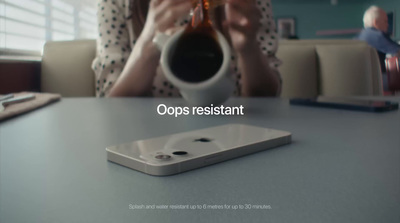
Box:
357 6 400 91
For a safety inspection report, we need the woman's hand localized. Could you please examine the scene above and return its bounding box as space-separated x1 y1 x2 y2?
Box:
109 0 191 97
140 0 192 42
224 0 261 55
224 0 280 97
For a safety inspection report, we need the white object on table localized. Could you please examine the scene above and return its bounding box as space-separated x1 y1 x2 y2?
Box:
0 94 36 112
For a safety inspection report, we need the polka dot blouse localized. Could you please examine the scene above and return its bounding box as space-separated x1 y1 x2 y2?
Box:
92 0 281 97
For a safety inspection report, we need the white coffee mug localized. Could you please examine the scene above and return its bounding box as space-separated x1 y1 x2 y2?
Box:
153 29 234 106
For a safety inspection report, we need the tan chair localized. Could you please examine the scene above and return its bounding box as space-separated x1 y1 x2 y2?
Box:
41 39 383 97
277 39 383 98
41 40 96 97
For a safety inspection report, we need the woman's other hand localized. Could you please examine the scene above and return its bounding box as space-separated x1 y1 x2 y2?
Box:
224 0 261 55
224 0 280 97
140 0 192 42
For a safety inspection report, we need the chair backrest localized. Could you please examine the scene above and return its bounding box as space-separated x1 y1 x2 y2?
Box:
41 40 96 97
385 56 400 92
41 39 383 97
277 39 383 98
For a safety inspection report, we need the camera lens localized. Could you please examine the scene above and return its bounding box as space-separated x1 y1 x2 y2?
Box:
173 151 188 156
155 154 171 160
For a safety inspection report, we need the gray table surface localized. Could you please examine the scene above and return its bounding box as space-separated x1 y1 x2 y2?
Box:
1 98 399 223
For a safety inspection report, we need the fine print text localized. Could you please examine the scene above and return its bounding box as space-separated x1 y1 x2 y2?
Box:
129 203 272 211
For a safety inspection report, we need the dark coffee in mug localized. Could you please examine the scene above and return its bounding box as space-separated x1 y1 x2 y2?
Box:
169 0 224 83
170 32 223 83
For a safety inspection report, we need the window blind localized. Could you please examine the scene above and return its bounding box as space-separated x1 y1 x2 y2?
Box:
0 0 97 55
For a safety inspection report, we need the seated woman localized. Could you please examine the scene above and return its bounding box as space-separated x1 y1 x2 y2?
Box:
92 0 281 97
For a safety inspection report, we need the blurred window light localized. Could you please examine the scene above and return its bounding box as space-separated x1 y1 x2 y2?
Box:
0 0 97 55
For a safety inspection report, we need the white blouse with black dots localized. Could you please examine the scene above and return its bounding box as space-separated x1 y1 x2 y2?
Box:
92 0 281 97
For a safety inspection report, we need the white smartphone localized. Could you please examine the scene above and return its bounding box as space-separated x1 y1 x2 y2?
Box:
106 124 291 176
